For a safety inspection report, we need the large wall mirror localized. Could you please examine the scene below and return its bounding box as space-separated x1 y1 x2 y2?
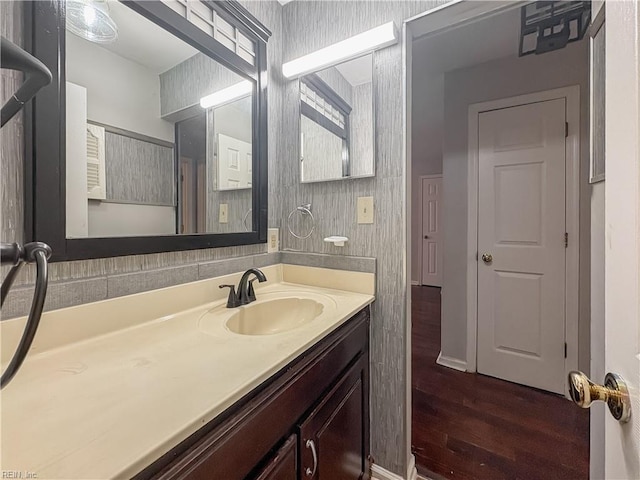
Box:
299 54 374 183
26 0 270 260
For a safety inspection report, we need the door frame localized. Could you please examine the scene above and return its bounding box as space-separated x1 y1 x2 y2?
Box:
419 174 443 286
465 86 581 389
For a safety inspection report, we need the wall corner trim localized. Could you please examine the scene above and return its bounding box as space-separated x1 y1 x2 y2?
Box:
435 352 467 372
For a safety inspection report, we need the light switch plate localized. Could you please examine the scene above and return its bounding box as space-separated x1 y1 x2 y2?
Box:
219 204 228 223
267 228 279 253
357 196 374 224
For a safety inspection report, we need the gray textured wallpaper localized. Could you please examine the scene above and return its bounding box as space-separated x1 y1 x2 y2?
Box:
1 0 24 250
160 51 245 116
105 132 175 206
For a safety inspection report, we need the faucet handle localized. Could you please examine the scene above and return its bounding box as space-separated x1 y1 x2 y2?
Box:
219 284 240 308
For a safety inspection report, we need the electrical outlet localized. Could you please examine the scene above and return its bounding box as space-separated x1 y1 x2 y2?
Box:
219 204 228 224
268 228 279 253
357 197 374 224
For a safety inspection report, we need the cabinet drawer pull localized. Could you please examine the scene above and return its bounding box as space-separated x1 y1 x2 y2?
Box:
305 439 317 477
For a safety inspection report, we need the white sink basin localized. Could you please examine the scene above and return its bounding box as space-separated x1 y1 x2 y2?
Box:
225 297 324 335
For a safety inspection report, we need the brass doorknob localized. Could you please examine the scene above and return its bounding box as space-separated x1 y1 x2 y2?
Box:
481 253 493 263
568 371 631 422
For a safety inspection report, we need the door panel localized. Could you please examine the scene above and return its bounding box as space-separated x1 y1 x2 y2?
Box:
217 133 252 190
421 176 443 286
603 2 640 477
477 98 566 394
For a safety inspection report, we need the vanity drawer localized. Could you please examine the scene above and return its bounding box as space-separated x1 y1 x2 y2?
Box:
136 306 370 480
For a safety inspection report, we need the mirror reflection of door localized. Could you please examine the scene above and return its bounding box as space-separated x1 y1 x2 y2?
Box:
176 113 207 234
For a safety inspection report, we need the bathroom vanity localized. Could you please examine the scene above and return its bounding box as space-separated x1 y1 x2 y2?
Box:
1 264 374 479
138 306 370 480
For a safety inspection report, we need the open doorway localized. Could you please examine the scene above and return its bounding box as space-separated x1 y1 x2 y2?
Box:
408 3 593 478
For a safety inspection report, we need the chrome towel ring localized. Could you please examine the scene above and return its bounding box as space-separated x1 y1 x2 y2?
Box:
287 203 315 239
242 208 252 232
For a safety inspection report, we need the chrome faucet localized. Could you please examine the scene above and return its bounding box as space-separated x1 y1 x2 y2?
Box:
219 268 267 308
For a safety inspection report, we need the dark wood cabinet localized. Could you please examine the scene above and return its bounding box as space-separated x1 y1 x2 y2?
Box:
253 435 298 480
135 307 370 480
299 356 368 480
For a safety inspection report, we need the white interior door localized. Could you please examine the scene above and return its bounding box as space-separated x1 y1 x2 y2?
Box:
600 2 640 477
476 98 567 394
421 176 442 286
217 133 252 190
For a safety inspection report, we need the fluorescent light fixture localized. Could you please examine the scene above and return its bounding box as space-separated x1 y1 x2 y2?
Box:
199 81 253 109
282 22 397 79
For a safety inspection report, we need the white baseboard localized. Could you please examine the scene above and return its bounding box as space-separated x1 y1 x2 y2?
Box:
371 455 418 480
436 352 467 372
372 464 404 480
407 454 418 480
411 280 420 286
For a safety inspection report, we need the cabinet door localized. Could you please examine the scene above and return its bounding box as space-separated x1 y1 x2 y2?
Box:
298 356 368 480
252 435 297 480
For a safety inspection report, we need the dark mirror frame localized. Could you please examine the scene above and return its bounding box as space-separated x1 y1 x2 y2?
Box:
24 0 270 261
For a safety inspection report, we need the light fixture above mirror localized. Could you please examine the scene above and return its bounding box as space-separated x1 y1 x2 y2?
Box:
200 80 253 109
282 21 397 79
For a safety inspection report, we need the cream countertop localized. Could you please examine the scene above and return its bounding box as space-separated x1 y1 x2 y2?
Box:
0 264 374 479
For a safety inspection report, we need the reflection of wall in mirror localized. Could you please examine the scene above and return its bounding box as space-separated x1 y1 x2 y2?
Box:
65 33 176 237
349 82 373 177
159 52 245 116
316 67 353 105
66 33 173 141
301 115 343 182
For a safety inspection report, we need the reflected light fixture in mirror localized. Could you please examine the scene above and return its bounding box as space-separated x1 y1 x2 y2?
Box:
200 80 253 109
66 0 118 44
282 21 396 79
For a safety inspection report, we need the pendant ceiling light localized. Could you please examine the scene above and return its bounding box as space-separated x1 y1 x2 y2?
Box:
66 0 118 44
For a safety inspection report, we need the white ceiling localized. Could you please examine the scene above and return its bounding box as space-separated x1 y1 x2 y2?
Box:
334 54 373 87
95 1 199 74
412 7 522 77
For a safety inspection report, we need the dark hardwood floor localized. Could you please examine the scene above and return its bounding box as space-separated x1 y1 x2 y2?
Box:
411 286 589 480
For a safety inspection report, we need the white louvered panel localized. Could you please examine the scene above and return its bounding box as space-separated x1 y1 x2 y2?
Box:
86 124 106 200
87 162 100 189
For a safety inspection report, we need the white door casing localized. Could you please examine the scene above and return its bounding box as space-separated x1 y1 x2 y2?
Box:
476 99 567 394
421 175 443 286
603 1 640 477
